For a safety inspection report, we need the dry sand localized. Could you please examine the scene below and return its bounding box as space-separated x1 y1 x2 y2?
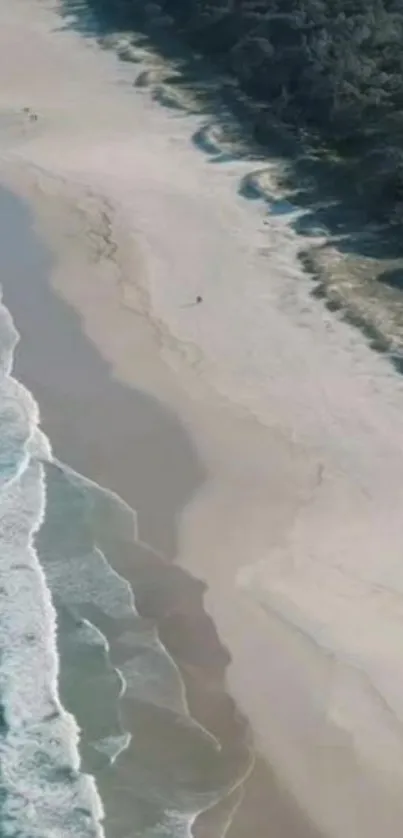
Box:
1 1 403 836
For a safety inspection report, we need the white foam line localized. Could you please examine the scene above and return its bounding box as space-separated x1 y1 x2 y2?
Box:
53 458 222 750
78 615 132 762
0 292 106 836
54 457 139 542
0 462 106 836
46 466 254 829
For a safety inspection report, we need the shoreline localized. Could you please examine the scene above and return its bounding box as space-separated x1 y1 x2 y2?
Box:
2 2 403 835
5 159 403 838
0 182 320 838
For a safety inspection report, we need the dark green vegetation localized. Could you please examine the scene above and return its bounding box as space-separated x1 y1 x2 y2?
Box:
160 0 403 226
63 0 403 238
66 0 403 236
60 0 403 372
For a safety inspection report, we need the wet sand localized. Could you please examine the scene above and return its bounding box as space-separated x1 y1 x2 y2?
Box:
0 187 320 837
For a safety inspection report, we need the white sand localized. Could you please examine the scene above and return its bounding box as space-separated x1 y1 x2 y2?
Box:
1 1 403 835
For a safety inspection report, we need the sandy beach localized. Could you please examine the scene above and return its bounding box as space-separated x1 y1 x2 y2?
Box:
2 1 403 836
0 186 320 838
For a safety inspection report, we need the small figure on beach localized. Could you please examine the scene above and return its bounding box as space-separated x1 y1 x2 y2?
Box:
181 295 203 308
316 463 324 486
22 107 38 121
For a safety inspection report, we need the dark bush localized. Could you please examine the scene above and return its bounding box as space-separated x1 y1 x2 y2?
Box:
157 0 403 225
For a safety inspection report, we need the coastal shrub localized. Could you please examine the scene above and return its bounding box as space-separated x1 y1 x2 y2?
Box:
80 0 403 227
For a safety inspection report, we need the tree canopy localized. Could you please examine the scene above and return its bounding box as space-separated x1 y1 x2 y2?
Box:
74 0 403 227
155 0 403 224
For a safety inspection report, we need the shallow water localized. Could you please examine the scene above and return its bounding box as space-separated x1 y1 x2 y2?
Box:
0 188 249 838
0 293 104 838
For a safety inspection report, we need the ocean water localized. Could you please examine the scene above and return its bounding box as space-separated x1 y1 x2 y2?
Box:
0 283 247 838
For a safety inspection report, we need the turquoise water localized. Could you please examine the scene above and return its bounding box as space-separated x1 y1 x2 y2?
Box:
0 181 250 836
0 287 246 837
